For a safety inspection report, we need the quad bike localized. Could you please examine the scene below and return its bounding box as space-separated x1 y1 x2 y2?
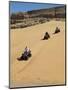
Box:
53 28 60 34
43 32 50 40
17 50 32 61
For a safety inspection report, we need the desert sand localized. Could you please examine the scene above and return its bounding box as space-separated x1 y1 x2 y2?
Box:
10 20 65 88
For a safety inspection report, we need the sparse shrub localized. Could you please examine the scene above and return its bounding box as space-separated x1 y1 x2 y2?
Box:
39 19 45 24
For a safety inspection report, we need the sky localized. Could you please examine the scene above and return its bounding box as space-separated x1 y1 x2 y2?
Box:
10 1 64 14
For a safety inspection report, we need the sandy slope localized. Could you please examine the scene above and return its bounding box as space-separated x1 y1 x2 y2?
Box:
10 20 65 87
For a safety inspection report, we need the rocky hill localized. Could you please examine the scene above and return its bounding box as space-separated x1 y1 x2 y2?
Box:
10 5 66 29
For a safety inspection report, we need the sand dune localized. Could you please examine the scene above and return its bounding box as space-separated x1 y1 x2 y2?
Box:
10 20 65 88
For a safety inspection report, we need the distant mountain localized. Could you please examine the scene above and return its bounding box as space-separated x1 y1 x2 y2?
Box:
27 5 66 18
